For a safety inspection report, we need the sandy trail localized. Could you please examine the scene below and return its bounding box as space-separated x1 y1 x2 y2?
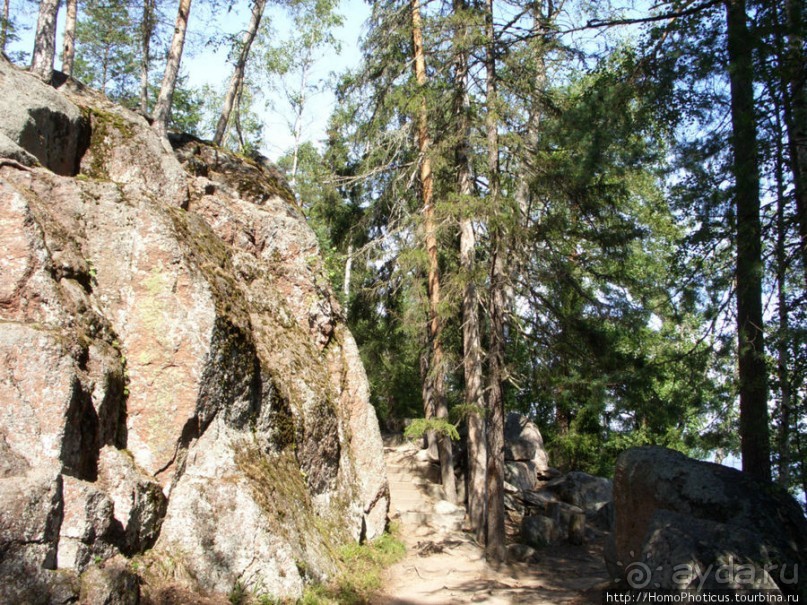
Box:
372 440 609 604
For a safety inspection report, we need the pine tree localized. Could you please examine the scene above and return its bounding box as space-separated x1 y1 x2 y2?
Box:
73 0 138 98
410 0 456 503
725 0 771 482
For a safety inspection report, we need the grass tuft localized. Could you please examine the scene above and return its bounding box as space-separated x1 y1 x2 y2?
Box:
298 528 406 605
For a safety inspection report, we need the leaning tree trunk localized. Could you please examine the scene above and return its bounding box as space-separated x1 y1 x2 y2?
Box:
725 0 771 483
453 0 486 543
140 0 155 115
61 0 77 75
153 0 193 137
30 0 61 82
289 55 312 188
1 0 10 55
411 0 456 503
483 0 506 565
213 0 267 146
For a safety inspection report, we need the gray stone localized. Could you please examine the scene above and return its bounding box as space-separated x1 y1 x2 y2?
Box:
0 57 88 175
97 446 167 555
541 470 612 514
57 476 118 571
636 510 784 592
522 515 563 547
504 413 550 476
612 446 807 598
0 131 38 166
589 500 614 532
505 460 537 492
80 558 140 605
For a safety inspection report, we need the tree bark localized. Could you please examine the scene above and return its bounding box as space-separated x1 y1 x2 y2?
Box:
30 0 61 83
724 0 771 483
453 0 486 543
344 242 353 305
289 54 311 188
153 0 193 137
775 139 792 488
411 0 456 503
61 0 77 76
1 0 10 55
213 0 267 146
483 0 506 565
782 0 807 287
140 0 155 115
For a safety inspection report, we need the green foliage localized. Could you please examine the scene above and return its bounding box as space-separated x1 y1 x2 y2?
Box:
197 81 264 152
164 73 206 135
298 530 405 604
228 580 249 605
73 0 138 99
403 417 460 442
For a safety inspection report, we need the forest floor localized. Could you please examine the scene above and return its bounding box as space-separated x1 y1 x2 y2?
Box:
371 438 610 604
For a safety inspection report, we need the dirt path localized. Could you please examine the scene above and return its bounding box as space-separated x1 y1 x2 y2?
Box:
372 439 609 604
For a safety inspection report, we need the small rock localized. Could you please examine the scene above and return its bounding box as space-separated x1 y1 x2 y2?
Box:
505 461 537 492
521 515 563 548
507 543 539 563
80 558 140 605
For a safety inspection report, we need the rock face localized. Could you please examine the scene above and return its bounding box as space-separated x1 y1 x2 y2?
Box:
504 412 550 481
0 58 388 603
501 412 611 548
609 447 807 597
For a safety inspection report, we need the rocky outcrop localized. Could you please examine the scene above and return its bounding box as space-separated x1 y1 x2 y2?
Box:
0 57 388 603
500 413 611 549
0 66 90 175
608 447 807 597
504 412 551 487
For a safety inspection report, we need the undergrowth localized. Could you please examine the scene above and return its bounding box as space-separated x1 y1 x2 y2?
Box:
297 528 405 605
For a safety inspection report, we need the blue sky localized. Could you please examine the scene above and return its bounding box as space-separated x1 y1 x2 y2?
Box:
184 0 370 159
7 0 370 160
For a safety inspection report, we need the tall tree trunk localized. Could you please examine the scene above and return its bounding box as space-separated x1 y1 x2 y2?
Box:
344 243 353 305
102 45 109 93
483 0 506 565
140 0 155 115
61 0 77 76
782 0 807 287
725 0 771 483
153 0 193 137
213 0 267 146
1 0 10 55
30 0 61 82
454 0 485 543
411 0 456 503
768 83 793 488
775 145 792 488
289 55 311 188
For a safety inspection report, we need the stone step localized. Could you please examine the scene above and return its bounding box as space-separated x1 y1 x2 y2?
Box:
398 511 465 532
388 483 446 500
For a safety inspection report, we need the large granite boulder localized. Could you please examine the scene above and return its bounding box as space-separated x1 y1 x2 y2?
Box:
0 59 89 175
609 446 807 597
0 57 388 603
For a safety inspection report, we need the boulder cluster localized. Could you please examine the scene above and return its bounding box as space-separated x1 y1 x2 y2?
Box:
500 415 806 598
